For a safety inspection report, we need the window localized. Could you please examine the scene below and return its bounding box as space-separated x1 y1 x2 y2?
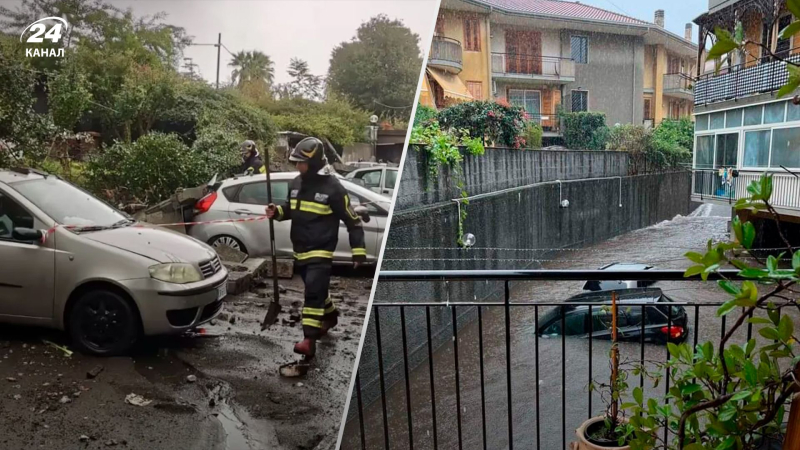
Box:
696 114 709 131
744 130 771 168
0 193 34 240
12 177 124 228
236 181 289 205
695 135 715 169
726 109 743 128
715 133 739 167
788 103 800 122
644 99 652 121
776 15 793 58
591 310 613 333
771 127 800 168
358 170 382 188
509 89 542 118
385 169 398 190
744 105 763 126
571 90 588 112
463 17 480 51
710 112 725 129
571 36 588 64
544 312 586 336
764 102 786 124
466 81 483 100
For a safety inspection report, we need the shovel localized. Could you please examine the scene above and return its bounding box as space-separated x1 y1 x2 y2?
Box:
261 149 282 330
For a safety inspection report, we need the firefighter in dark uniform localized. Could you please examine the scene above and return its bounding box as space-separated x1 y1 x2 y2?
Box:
265 137 366 358
240 140 266 175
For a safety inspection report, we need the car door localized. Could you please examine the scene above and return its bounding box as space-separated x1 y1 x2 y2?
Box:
228 180 293 257
382 169 397 197
0 189 55 320
331 188 383 262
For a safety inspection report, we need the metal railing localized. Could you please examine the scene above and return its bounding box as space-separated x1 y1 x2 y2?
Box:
345 269 756 450
694 49 800 106
429 36 463 71
663 73 693 95
692 169 800 211
491 53 575 79
522 108 561 133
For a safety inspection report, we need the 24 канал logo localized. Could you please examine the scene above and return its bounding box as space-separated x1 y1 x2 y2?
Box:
20 17 68 58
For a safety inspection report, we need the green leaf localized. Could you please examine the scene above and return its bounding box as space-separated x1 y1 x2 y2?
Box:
779 314 793 341
778 65 800 98
739 267 768 279
731 390 752 402
633 386 643 405
788 0 800 20
708 28 740 60
684 265 704 278
744 360 757 385
745 338 756 357
768 308 781 325
686 251 705 264
716 436 736 450
681 383 703 396
668 342 681 359
749 317 773 325
717 300 738 317
781 20 800 40
718 280 741 295
620 402 638 409
794 251 800 271
685 445 706 450
718 407 737 422
760 327 780 341
742 221 756 249
767 255 778 273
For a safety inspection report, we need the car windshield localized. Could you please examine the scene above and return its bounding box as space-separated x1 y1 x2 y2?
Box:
12 178 127 228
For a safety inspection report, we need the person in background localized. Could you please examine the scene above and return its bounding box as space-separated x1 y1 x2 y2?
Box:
240 140 266 175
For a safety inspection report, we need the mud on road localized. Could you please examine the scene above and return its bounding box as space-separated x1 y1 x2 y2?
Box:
0 267 372 450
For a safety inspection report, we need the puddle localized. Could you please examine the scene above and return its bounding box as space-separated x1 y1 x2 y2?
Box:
217 401 252 450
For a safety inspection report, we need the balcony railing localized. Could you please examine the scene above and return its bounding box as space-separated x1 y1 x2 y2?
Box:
692 169 800 211
491 53 575 81
694 49 800 106
429 36 463 74
663 73 693 98
343 269 750 450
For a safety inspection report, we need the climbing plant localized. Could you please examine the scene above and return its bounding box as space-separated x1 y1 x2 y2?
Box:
410 117 484 247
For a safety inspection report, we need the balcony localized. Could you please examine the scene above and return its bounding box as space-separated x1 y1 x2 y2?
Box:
428 36 463 74
694 50 800 106
663 73 693 101
522 108 562 134
692 169 800 214
491 53 575 83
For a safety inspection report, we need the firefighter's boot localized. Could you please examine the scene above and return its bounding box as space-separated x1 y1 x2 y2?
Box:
293 338 317 357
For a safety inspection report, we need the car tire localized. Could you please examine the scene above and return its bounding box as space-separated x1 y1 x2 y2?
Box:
209 235 247 254
68 289 141 356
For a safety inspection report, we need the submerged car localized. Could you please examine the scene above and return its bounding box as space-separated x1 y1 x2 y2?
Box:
189 172 389 264
0 168 227 355
582 262 656 292
537 288 688 343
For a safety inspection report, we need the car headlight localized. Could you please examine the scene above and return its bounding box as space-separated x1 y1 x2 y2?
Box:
149 263 203 284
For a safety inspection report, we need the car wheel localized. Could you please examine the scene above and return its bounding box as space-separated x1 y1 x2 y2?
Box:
209 235 247 254
68 289 140 356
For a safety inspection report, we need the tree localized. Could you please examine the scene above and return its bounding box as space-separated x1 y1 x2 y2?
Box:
327 15 421 119
275 58 323 100
229 50 275 98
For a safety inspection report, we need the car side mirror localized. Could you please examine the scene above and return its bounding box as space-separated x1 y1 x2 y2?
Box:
353 205 370 223
13 227 43 242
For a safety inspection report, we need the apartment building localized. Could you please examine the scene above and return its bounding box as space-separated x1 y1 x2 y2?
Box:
420 0 697 141
692 0 800 224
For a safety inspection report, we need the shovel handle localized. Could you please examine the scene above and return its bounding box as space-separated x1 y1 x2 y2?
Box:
263 149 281 307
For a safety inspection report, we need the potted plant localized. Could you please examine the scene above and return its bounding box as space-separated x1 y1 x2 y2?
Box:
623 175 799 450
574 292 635 449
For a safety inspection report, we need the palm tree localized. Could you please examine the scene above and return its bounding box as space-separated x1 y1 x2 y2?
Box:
228 50 275 88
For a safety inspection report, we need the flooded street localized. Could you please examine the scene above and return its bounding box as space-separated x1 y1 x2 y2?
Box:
342 204 794 449
0 268 372 450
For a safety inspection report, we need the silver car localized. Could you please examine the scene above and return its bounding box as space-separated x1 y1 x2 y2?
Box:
345 166 398 197
189 172 389 263
0 169 227 355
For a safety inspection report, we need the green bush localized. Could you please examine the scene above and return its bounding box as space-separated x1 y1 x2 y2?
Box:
413 103 438 127
606 124 651 152
524 121 543 148
257 94 367 147
191 125 246 178
437 100 526 148
652 117 694 153
86 132 205 205
562 112 609 150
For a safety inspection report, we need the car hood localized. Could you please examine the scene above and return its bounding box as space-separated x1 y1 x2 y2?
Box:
82 225 216 263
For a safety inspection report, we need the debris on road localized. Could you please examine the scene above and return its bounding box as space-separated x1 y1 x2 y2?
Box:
86 365 104 379
186 375 197 383
59 396 72 404
6 377 16 382
124 393 152 407
79 435 90 442
42 340 73 357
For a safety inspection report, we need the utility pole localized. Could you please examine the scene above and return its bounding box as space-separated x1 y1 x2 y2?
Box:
216 33 221 89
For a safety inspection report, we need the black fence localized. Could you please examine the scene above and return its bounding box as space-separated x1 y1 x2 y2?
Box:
345 269 760 450
694 50 800 106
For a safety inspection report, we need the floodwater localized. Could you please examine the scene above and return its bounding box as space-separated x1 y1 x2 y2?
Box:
342 204 796 450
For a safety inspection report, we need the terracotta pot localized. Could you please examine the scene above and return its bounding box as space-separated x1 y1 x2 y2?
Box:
573 417 631 450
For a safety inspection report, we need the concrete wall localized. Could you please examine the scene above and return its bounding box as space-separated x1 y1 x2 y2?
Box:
561 31 645 126
348 148 692 418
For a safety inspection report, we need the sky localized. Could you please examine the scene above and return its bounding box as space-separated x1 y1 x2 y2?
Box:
2 0 440 85
576 0 708 43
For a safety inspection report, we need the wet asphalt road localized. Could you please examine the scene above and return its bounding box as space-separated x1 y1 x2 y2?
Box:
0 267 372 450
342 204 798 450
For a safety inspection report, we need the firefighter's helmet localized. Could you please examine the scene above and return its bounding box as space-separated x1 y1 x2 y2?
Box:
240 140 257 157
289 137 327 170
